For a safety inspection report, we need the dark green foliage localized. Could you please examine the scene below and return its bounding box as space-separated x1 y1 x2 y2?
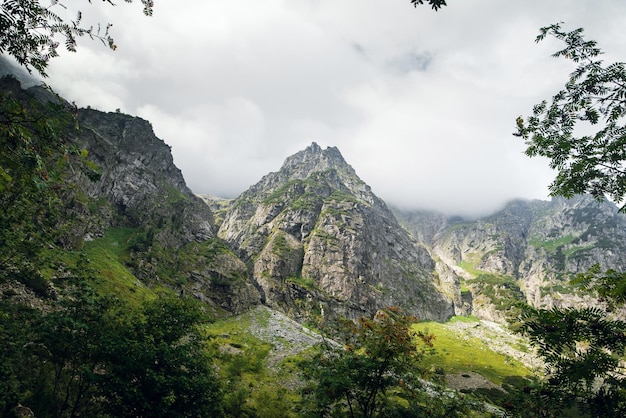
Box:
0 0 153 75
519 305 626 417
410 0 447 11
515 24 626 417
0 286 223 417
0 301 41 417
572 264 626 310
301 307 466 417
97 294 223 417
515 23 626 212
25 284 121 417
493 376 576 418
0 76 80 292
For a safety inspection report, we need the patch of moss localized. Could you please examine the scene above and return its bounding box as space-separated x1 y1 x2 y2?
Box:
286 276 318 291
263 179 310 205
308 228 338 244
325 189 359 205
271 233 292 257
87 196 110 215
290 192 321 212
160 182 191 205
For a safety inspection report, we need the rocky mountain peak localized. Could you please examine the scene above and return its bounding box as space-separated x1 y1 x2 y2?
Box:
395 195 626 322
217 143 454 322
241 142 389 217
281 142 349 178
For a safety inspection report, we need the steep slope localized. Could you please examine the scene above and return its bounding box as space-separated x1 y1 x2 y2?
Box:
395 196 626 320
218 143 454 322
72 109 214 244
0 74 261 314
68 108 261 312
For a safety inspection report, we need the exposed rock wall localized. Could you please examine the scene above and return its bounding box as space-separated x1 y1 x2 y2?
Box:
218 143 454 321
64 106 261 313
395 196 626 319
73 109 215 245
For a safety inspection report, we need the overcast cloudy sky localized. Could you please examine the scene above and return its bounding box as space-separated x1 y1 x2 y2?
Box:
34 0 626 217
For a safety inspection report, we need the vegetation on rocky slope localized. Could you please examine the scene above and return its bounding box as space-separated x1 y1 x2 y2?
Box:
4 21 626 413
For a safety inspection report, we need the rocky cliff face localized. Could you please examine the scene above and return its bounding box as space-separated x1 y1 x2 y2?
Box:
217 143 454 322
395 196 626 321
10 71 623 326
37 101 261 313
73 109 214 244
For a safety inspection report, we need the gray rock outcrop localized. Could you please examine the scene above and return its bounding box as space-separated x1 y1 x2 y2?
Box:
218 143 454 321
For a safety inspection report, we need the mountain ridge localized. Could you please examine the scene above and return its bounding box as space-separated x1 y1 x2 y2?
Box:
217 142 454 321
393 195 626 321
4 73 625 327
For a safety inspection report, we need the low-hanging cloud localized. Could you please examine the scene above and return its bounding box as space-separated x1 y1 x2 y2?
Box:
38 0 626 217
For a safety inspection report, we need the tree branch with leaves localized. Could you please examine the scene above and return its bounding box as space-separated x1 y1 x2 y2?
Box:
410 0 447 11
515 23 626 212
0 0 154 76
515 24 626 417
302 307 441 417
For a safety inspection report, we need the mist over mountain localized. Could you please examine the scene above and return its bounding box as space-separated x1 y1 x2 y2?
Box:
0 56 40 88
4 72 626 416
4 69 625 326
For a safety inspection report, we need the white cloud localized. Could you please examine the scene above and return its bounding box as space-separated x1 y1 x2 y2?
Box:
39 0 626 216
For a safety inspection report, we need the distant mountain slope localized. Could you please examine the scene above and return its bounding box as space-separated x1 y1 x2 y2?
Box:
217 143 454 321
10 69 624 328
394 195 626 320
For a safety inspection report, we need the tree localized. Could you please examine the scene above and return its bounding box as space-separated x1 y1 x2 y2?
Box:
0 300 42 417
0 76 81 295
520 304 626 417
0 0 154 76
97 294 223 417
515 24 626 416
515 23 626 212
410 0 447 11
25 283 122 417
1 280 224 417
302 307 438 417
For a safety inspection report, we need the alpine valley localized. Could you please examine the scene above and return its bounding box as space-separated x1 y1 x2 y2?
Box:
3 74 626 416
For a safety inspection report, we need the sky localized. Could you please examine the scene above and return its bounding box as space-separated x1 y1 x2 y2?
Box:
22 0 626 217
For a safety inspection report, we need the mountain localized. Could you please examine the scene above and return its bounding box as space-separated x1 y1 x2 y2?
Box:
6 72 626 416
0 75 261 314
70 107 264 313
394 196 626 322
5 72 625 328
2 75 456 322
215 142 454 322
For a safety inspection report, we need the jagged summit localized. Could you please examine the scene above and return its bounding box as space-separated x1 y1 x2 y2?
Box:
243 142 388 215
281 142 350 178
217 142 454 321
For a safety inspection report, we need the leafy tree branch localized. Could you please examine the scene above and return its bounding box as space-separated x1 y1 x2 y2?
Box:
515 23 626 211
0 0 154 76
